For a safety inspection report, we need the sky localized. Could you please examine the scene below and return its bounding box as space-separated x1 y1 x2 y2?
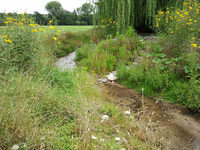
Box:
0 0 90 14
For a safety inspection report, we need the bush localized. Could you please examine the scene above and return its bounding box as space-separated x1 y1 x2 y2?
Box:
75 43 94 62
155 0 200 57
164 79 200 109
55 31 92 57
0 15 37 70
117 60 174 95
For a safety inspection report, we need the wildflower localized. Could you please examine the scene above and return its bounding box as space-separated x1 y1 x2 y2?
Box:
194 20 197 23
123 41 126 44
184 11 189 15
156 23 159 27
50 26 53 30
125 111 131 115
49 20 52 24
53 37 57 40
56 33 60 36
3 35 7 38
58 41 61 44
7 39 12 44
101 115 109 121
4 22 8 24
21 27 24 29
29 24 35 27
100 138 104 142
192 44 197 48
11 144 19 150
115 137 120 141
32 29 37 32
91 135 97 140
189 6 193 10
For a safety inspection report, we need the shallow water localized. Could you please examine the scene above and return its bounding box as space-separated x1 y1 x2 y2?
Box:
55 51 76 71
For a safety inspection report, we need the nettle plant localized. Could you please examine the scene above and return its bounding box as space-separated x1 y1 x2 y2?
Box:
0 14 60 70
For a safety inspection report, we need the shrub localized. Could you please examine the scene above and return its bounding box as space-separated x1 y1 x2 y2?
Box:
155 0 200 57
75 43 94 62
0 15 37 70
55 31 92 57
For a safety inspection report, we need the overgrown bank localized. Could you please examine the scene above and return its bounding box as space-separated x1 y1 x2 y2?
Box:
76 0 200 110
0 15 157 149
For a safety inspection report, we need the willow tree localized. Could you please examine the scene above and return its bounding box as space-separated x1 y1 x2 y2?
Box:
94 0 187 33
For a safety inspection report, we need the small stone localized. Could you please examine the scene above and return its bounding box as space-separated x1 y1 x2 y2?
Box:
125 111 131 115
115 137 120 141
101 115 109 121
11 145 19 150
91 135 97 140
106 71 117 81
99 138 105 143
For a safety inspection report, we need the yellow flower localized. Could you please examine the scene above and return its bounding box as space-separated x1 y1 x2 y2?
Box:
189 6 193 10
170 31 174 34
7 39 12 44
53 37 57 40
21 27 24 29
192 37 196 40
3 35 7 38
32 29 38 32
58 41 61 44
56 33 60 35
194 20 197 23
4 22 8 24
186 22 192 25
5 39 12 44
192 44 197 48
29 24 35 27
50 26 54 30
184 11 189 15
156 23 159 27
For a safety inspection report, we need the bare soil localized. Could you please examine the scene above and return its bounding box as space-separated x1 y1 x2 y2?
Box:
103 82 200 150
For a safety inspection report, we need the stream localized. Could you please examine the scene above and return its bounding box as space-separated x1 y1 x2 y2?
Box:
56 50 200 150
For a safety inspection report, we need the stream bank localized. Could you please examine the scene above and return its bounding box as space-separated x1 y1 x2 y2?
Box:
56 51 200 150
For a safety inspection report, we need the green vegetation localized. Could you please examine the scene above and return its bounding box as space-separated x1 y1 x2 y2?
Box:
95 0 187 32
0 14 157 150
78 0 199 109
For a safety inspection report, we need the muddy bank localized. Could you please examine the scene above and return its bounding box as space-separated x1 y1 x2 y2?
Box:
103 82 200 150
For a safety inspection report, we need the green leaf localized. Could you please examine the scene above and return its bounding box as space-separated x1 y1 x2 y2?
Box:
183 66 191 73
152 57 161 63
155 53 166 58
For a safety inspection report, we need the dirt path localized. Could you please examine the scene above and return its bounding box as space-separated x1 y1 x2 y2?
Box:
103 82 200 150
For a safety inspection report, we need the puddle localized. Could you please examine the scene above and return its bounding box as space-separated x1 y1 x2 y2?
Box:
55 51 76 71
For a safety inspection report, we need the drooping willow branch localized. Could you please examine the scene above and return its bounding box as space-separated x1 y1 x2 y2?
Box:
93 0 192 33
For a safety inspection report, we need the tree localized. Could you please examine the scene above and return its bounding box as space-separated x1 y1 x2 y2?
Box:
76 3 94 25
45 1 63 18
95 0 187 33
34 11 48 25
